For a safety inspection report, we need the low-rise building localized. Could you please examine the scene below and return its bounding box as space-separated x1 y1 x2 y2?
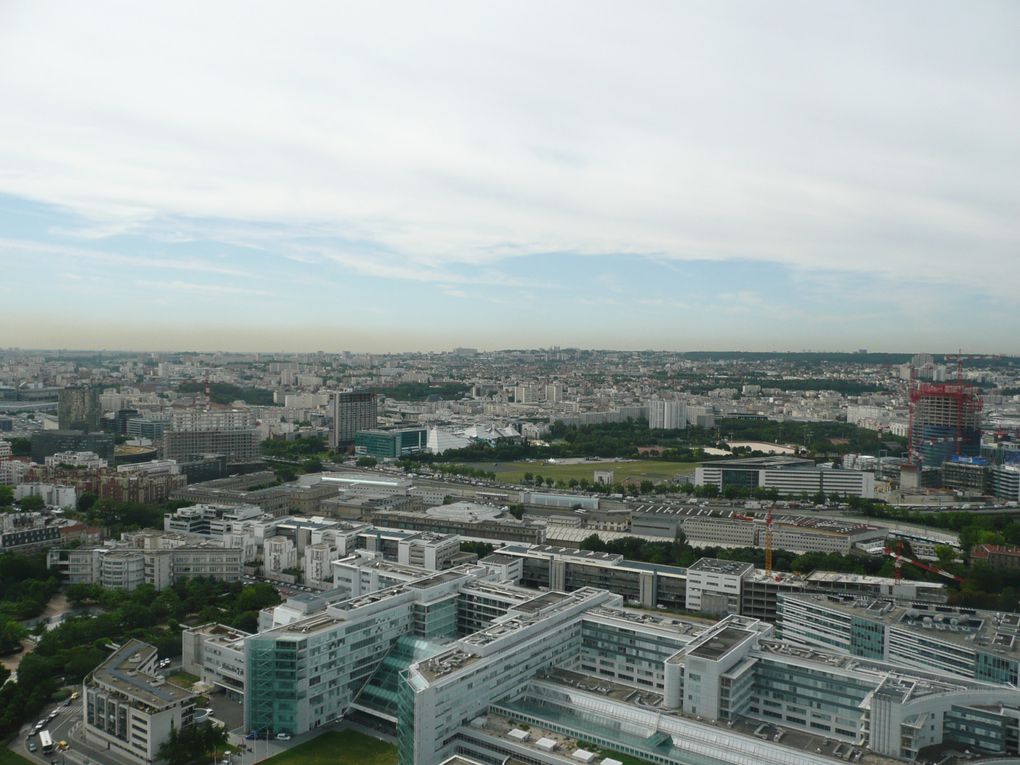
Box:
82 639 198 765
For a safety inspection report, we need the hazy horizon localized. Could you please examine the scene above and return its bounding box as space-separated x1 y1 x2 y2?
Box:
2 2 1018 353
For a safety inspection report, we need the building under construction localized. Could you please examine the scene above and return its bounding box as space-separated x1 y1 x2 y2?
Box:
909 381 982 468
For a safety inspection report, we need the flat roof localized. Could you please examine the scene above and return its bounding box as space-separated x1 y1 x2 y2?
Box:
689 557 754 576
92 639 195 708
689 627 754 660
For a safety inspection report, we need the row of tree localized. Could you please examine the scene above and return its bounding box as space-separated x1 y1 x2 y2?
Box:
0 577 281 741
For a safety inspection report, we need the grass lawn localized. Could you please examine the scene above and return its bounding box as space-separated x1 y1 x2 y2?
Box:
261 730 397 765
167 671 200 688
463 460 697 485
0 748 34 765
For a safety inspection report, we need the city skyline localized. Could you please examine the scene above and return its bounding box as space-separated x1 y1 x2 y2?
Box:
2 2 1018 353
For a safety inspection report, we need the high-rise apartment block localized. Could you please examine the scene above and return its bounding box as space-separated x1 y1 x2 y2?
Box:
330 390 377 449
647 398 687 429
58 385 101 431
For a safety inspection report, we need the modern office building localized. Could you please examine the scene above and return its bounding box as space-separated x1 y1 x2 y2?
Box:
126 416 169 441
695 456 876 498
330 390 378 449
58 385 101 431
82 639 197 765
177 550 1020 765
991 464 1020 502
778 593 1020 686
497 545 945 620
355 427 429 459
397 533 461 571
31 430 114 463
181 623 249 701
680 513 885 555
685 558 753 614
942 456 992 494
170 407 255 431
365 503 547 545
403 605 1020 765
48 537 242 591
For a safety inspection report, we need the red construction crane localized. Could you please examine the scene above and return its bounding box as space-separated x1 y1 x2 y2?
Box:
884 541 963 584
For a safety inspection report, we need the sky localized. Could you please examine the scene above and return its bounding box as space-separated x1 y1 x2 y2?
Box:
1 1 1018 353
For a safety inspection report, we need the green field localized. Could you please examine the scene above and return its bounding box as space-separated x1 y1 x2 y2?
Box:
462 459 697 485
0 749 34 765
262 730 397 765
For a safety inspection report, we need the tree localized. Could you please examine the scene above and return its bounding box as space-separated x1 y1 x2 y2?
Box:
157 720 227 765
356 456 377 468
77 491 98 513
302 457 323 473
17 495 45 511
639 480 655 494
0 486 12 507
935 545 957 568
0 620 26 655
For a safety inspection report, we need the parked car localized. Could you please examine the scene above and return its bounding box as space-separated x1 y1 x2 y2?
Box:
276 733 291 741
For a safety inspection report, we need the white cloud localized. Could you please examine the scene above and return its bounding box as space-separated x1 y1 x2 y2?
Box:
133 279 269 297
0 1 1017 301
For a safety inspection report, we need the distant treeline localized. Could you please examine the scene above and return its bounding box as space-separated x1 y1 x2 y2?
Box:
371 382 470 401
178 381 276 406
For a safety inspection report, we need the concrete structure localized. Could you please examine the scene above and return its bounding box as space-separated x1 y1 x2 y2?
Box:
31 430 114 463
647 398 687 430
397 533 461 571
181 623 250 701
48 535 242 591
160 428 260 464
695 456 876 498
910 382 982 468
170 407 254 431
44 450 108 469
0 510 62 552
59 386 101 431
330 390 377 449
685 557 753 614
14 481 77 509
991 464 1020 502
82 639 197 765
681 513 885 555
